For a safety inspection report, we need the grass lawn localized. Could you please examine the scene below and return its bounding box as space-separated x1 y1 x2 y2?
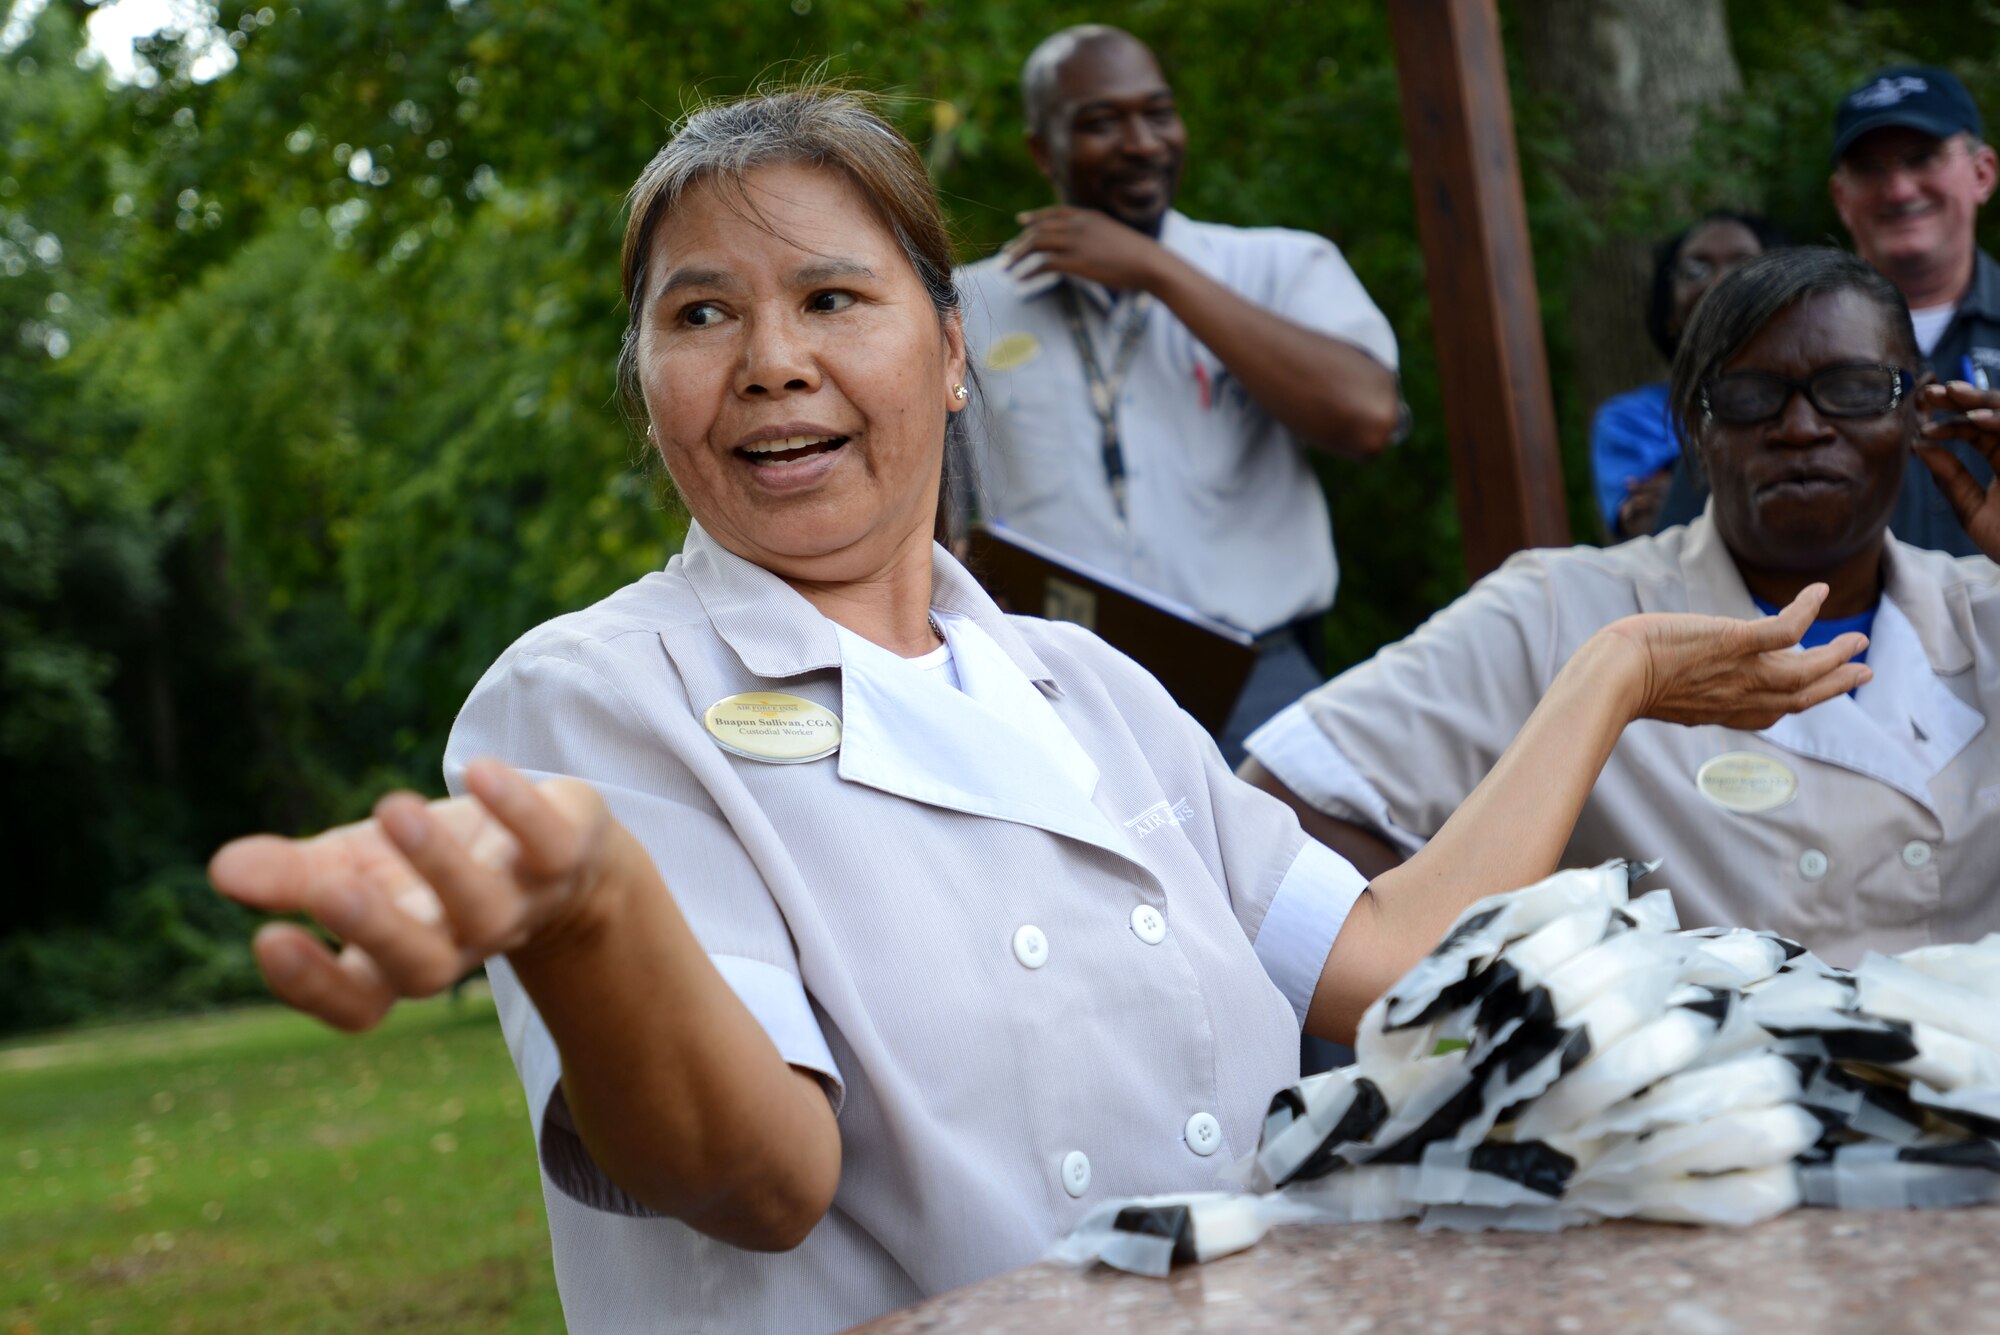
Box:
0 985 562 1333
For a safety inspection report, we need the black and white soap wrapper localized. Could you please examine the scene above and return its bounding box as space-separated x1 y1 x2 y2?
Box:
1055 863 2000 1275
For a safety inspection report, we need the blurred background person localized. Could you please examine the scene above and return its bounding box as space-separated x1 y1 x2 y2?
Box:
1653 65 1999 549
959 24 1403 764
1246 247 2000 967
1592 211 1784 540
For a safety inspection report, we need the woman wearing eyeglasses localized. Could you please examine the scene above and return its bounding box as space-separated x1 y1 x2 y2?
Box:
1246 246 2000 967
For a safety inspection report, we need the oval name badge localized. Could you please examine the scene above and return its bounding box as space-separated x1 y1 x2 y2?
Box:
1696 751 1798 814
984 331 1040 373
703 692 842 764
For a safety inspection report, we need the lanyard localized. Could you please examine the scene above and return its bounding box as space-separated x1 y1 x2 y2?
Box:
1056 282 1153 524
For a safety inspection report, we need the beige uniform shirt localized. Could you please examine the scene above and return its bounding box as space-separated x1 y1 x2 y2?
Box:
445 523 1365 1333
959 210 1398 633
1249 511 2000 967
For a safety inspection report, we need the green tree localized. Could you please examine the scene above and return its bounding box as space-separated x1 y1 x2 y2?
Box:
11 0 2000 1031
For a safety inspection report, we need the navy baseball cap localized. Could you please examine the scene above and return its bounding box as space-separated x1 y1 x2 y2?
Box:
1832 65 1983 163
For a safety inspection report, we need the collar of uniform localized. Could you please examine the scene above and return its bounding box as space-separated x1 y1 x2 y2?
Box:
1852 595 1983 781
833 616 1120 844
1878 530 1976 674
679 521 843 678
1957 248 2000 324
1677 499 1976 675
679 519 1062 693
1674 507 1759 618
1675 502 1981 807
925 539 1063 695
1757 585 1981 811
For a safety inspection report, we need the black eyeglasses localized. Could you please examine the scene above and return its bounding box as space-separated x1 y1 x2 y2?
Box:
1700 364 1911 425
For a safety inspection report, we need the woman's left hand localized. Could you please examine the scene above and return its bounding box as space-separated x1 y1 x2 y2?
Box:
1596 583 1872 731
1919 380 2000 561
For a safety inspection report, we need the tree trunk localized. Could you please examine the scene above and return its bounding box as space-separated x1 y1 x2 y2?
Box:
1510 0 1740 486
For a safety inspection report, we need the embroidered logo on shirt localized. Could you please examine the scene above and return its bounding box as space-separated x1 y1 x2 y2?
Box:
1125 797 1195 837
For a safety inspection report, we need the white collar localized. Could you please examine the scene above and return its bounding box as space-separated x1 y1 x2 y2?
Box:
831 615 1136 862
679 520 1061 691
1759 594 1984 812
1669 510 1985 809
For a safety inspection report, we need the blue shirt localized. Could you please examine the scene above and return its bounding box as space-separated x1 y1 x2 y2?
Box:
1589 382 1679 536
1751 596 1876 681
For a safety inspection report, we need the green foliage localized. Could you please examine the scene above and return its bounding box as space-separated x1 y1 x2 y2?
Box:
0 990 559 1332
0 867 267 1033
1624 4 1976 246
12 0 2000 1029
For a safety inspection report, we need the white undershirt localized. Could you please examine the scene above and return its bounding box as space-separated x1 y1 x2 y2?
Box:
1910 302 1957 357
906 627 963 692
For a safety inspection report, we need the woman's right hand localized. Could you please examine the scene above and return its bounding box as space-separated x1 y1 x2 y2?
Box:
209 759 619 1033
1594 582 1871 731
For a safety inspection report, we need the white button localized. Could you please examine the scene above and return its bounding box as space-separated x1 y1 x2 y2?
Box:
1184 1112 1222 1157
1130 904 1167 945
1061 1150 1091 1197
1903 840 1933 869
1012 924 1049 969
1798 849 1829 880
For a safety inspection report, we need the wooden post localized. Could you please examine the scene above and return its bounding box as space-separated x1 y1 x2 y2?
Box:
1389 0 1571 579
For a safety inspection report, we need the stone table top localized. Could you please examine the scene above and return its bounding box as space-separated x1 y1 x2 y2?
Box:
846 1207 2000 1334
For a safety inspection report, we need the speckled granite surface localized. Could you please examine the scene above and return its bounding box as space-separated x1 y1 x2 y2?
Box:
845 1208 2000 1334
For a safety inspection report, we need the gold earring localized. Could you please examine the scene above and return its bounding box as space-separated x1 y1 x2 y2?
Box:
646 423 656 440
952 382 968 403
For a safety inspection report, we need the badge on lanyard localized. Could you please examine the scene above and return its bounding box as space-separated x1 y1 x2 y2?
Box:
703 692 842 764
1695 751 1798 813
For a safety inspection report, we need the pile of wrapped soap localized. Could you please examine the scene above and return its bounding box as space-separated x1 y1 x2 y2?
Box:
1057 863 2000 1275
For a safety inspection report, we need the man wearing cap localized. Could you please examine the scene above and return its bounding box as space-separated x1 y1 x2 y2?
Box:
1653 65 1998 549
958 25 1403 764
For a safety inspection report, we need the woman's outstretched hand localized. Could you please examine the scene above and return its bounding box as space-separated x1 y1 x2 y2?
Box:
1918 380 2000 562
1596 583 1871 731
209 759 618 1033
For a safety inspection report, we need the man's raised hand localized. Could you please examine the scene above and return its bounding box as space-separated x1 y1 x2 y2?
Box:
1000 205 1166 291
1920 380 2000 561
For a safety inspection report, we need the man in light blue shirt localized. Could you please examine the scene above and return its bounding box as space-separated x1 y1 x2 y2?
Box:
959 24 1401 764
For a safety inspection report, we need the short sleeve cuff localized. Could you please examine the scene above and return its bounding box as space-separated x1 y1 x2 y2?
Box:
1253 839 1369 1027
711 954 846 1115
1245 703 1425 856
493 953 845 1219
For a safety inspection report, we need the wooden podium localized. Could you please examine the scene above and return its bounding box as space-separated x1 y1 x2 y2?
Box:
963 524 1259 735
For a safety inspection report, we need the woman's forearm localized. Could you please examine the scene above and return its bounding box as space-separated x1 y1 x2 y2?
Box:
1306 633 1647 1042
509 824 841 1251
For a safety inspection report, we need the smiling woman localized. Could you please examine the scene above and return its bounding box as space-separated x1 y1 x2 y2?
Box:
609 97 977 661
627 160 965 650
208 93 1880 1335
